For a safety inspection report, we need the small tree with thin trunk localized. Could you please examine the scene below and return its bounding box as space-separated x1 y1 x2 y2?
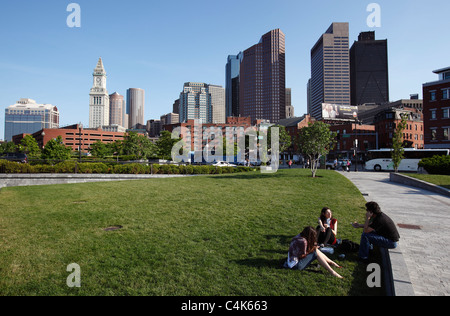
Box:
297 122 337 178
392 114 408 173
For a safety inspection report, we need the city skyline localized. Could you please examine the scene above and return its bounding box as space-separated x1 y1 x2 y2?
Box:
1 0 450 140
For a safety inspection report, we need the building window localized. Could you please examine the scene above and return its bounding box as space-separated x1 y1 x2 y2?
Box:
443 89 450 100
431 109 437 120
430 91 437 101
431 129 437 141
444 128 450 141
443 108 450 119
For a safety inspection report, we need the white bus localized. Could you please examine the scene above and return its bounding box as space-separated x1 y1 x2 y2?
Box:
365 149 450 172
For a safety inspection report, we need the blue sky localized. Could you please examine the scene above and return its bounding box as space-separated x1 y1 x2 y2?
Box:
1 0 449 140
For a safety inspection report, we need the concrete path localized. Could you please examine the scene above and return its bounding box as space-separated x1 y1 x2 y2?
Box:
341 171 450 296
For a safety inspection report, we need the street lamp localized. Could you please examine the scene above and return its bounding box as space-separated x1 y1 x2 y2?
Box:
354 120 362 172
78 123 83 162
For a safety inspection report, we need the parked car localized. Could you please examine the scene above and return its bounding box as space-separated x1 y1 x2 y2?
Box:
325 160 340 170
213 161 237 167
0 153 28 163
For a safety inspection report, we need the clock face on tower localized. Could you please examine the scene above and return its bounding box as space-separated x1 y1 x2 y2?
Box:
96 77 102 85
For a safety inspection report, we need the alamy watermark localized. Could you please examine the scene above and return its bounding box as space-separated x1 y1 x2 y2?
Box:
66 263 81 288
367 3 381 28
170 120 279 174
366 263 382 288
66 3 81 28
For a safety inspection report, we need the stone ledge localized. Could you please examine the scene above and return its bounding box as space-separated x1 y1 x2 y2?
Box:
389 173 450 197
0 173 192 188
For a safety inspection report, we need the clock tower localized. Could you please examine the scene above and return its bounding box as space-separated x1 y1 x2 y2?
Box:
89 57 110 128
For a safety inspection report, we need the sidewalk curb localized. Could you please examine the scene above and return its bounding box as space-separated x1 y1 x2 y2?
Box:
389 173 450 197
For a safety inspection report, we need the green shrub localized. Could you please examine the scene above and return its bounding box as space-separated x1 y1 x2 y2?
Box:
419 155 450 175
0 160 34 173
0 160 255 175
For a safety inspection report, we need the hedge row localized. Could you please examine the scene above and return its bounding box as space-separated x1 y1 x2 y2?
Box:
0 160 256 175
418 155 450 175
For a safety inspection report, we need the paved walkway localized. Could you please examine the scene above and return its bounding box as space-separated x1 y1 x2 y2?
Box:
342 171 450 296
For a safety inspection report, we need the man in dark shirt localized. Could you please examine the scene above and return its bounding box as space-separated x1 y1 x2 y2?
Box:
352 202 400 261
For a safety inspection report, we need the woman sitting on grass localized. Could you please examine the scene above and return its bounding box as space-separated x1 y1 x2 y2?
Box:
284 226 343 279
316 207 338 247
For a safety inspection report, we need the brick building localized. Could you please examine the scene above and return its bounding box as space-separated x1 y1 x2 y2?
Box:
328 122 377 159
164 117 253 152
373 108 424 149
423 67 450 149
15 124 128 152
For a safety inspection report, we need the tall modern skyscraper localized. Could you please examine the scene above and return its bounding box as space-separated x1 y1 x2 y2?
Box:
225 53 243 117
179 82 225 124
4 98 59 141
350 31 389 105
239 29 286 123
209 84 226 124
310 23 350 119
89 58 110 128
127 88 145 129
285 88 294 118
109 92 125 127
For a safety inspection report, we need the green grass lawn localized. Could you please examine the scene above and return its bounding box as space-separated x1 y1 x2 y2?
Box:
0 169 383 296
403 173 450 190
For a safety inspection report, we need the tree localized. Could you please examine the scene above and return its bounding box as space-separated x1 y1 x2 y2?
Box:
90 140 113 159
267 125 292 154
0 142 17 155
392 114 408 173
156 131 181 160
41 136 72 161
19 135 41 158
122 132 157 159
297 122 337 178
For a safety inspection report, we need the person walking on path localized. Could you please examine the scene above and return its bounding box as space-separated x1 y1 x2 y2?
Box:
352 201 400 261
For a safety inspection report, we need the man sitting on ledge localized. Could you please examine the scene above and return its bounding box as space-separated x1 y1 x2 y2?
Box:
352 201 400 262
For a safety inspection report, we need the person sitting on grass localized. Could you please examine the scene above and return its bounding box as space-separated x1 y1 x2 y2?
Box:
284 226 343 279
352 201 400 262
316 207 338 247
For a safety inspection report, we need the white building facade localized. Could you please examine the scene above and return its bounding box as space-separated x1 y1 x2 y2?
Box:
4 98 59 141
89 58 110 128
179 82 225 124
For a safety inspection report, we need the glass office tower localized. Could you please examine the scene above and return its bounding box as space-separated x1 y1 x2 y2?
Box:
225 53 243 118
4 98 59 141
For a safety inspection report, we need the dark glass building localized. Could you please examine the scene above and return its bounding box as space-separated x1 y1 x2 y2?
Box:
239 29 286 123
350 31 389 105
225 53 243 118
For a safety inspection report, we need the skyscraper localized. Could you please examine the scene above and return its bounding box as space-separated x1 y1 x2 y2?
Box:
310 23 350 119
127 88 145 129
286 88 294 118
239 29 286 123
109 92 125 127
89 58 110 128
179 82 225 124
225 53 243 117
209 84 226 124
4 98 59 141
350 31 389 105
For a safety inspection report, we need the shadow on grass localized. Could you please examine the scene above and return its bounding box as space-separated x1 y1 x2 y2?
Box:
207 172 327 181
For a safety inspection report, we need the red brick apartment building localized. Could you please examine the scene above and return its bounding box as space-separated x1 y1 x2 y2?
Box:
373 108 424 149
328 122 377 157
14 124 127 152
163 117 253 151
423 67 450 149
